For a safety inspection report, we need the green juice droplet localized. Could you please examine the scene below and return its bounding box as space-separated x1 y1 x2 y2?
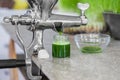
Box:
55 26 63 35
54 22 63 34
59 32 63 35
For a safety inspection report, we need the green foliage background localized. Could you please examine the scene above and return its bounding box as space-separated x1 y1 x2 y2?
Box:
58 0 120 26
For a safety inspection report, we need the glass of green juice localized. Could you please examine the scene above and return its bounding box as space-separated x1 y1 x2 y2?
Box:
52 34 70 58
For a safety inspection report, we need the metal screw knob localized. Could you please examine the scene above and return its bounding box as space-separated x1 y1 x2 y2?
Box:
3 17 11 23
77 3 89 16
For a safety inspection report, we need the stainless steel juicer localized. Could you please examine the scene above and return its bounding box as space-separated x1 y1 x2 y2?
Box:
2 0 89 79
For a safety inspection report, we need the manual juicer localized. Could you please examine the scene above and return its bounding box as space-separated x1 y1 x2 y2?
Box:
2 0 89 79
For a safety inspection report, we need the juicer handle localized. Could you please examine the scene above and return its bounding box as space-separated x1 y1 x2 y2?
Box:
0 59 26 69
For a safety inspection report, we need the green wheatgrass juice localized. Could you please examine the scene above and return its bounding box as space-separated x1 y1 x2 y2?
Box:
52 42 70 58
81 46 102 53
52 32 70 58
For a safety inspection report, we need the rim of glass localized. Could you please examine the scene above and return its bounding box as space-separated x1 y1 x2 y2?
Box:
75 33 110 40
